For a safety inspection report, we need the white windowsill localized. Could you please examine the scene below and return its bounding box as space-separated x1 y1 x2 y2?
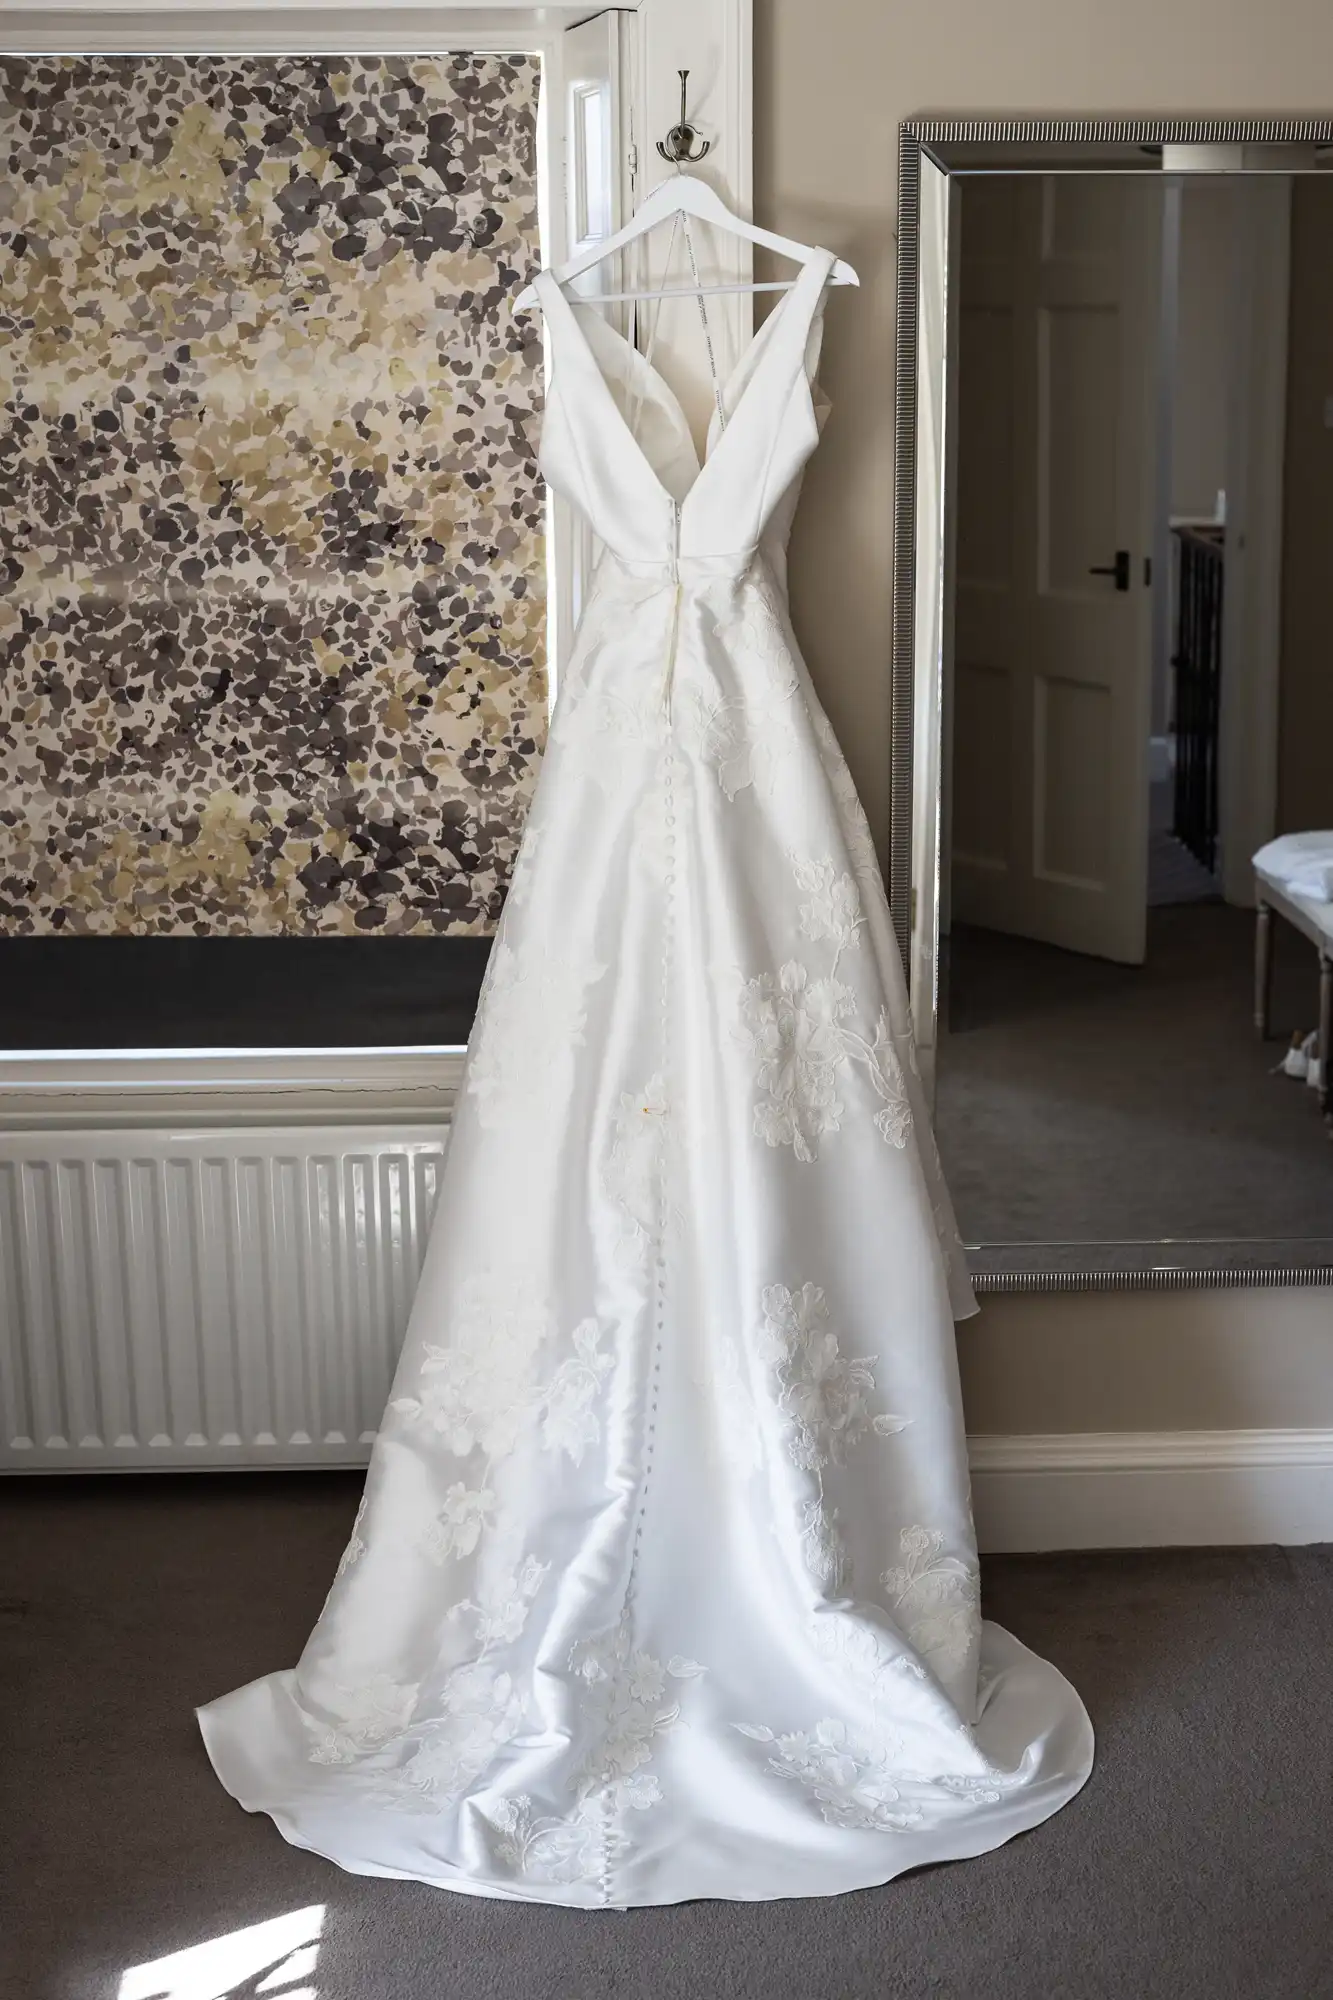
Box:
0 1044 468 1130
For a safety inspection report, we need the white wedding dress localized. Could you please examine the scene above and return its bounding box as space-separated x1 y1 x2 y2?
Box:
199 247 1093 1906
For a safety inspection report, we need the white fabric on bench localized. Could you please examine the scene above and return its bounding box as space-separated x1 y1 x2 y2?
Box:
1252 831 1333 905
1255 864 1333 949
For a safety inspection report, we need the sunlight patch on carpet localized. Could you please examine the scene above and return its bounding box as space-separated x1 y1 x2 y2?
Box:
117 1902 324 2000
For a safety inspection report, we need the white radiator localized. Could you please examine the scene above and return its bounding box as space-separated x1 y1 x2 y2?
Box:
0 1128 447 1471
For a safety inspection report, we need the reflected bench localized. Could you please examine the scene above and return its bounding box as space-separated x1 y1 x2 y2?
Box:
1255 866 1333 1118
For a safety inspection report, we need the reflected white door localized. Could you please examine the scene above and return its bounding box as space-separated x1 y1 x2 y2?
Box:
950 175 1159 964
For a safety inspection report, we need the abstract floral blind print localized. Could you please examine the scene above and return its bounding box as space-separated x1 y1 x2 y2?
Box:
0 53 544 937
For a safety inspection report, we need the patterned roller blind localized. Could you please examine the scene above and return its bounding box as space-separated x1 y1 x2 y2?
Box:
0 52 545 939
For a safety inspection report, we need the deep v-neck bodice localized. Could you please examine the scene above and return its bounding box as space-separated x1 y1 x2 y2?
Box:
533 247 835 568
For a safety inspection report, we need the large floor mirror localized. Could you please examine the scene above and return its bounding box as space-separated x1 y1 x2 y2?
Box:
895 122 1333 1289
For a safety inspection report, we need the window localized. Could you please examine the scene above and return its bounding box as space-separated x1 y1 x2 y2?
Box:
0 48 546 1049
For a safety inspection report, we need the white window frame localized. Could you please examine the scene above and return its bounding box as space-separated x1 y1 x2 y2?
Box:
0 0 752 1127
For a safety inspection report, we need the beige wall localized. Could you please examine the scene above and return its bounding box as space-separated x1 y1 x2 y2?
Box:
754 0 1333 1434
1278 176 1333 834
956 1288 1333 1433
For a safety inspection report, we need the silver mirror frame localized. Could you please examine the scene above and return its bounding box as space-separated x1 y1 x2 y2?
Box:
892 117 1333 1294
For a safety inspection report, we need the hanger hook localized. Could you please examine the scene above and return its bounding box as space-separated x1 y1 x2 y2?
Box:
655 69 711 166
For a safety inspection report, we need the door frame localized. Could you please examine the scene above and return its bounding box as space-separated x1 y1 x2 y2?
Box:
1216 176 1290 909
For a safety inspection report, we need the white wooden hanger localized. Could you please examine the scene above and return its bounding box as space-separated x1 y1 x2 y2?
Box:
511 172 858 312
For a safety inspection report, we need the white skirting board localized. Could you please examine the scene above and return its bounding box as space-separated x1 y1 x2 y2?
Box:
968 1430 1333 1551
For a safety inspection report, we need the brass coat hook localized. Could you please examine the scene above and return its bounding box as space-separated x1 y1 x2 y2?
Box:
656 70 711 165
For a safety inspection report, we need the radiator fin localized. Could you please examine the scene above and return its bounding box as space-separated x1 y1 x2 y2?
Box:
0 1131 447 1470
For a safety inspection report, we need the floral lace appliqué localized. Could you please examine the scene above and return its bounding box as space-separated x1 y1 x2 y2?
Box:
390 1275 613 1474
735 1717 923 1832
568 1621 705 1813
692 678 800 802
305 1542 552 1803
466 942 607 1130
734 1714 1013 1834
736 1589 1009 1836
738 960 855 1161
389 1270 552 1461
333 1494 368 1581
810 1606 929 1696
757 1282 908 1470
420 1482 496 1564
795 855 863 952
487 1795 607 1884
799 1497 849 1591
378 1664 528 1810
541 1321 616 1465
808 703 884 892
320 1280 614 1806
865 1010 913 1148
499 816 545 919
686 564 804 801
604 1073 669 1264
307 1673 420 1767
550 569 673 768
736 854 915 1162
455 1553 550 1649
881 1525 981 1678
753 1281 908 1601
478 1618 706 1884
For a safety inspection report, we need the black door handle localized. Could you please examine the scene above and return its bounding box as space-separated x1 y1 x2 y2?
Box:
1088 550 1131 592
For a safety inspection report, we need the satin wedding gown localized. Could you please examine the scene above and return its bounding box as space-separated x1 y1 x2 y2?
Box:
199 247 1093 1906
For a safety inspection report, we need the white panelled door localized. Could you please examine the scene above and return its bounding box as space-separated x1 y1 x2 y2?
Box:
950 174 1160 965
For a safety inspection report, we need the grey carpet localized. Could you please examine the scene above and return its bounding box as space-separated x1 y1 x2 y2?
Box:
936 906 1333 1246
1147 824 1219 907
1147 775 1219 908
4 1474 1333 2000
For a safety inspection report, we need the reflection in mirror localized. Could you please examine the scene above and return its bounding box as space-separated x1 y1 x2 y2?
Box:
912 150 1333 1278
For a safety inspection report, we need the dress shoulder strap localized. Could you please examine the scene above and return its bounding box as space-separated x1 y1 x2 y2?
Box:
766 247 837 374
722 245 836 433
530 266 585 363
